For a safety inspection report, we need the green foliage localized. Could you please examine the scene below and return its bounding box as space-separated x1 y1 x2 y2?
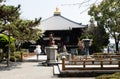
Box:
79 34 93 40
14 54 21 60
0 34 15 52
10 51 25 61
13 52 21 61
89 24 109 53
79 20 109 53
10 53 21 62
0 0 42 44
0 0 42 56
0 5 20 25
88 0 120 52
0 0 42 66
10 18 42 41
0 34 8 47
96 72 120 79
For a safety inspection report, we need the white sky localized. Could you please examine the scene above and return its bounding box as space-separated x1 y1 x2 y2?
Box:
4 0 102 25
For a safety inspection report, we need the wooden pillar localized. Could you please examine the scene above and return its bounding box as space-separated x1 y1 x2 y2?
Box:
72 54 76 64
74 59 77 65
119 61 120 68
21 52 23 62
92 61 94 64
101 55 102 60
110 55 112 64
100 60 103 68
62 56 66 70
72 54 75 60
83 60 86 68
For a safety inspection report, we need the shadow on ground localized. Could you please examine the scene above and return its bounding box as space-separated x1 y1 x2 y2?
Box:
0 61 22 71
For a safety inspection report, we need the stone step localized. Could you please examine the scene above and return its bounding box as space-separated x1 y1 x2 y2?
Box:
53 65 60 75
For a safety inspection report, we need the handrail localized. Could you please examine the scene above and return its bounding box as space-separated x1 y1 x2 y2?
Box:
62 58 120 70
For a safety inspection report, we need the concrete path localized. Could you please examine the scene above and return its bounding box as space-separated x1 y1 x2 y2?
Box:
0 55 95 79
24 55 47 61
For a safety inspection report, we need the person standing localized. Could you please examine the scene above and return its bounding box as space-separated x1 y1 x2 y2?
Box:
34 45 41 61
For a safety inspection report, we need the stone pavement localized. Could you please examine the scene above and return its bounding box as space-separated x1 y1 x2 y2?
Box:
0 55 95 79
24 55 47 61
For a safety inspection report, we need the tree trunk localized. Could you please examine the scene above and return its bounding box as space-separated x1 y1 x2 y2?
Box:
115 41 119 53
7 34 10 67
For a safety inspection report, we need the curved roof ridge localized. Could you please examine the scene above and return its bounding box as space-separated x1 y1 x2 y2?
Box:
60 15 81 25
41 15 54 22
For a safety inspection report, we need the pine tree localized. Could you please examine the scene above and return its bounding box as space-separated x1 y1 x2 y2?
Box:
0 0 42 66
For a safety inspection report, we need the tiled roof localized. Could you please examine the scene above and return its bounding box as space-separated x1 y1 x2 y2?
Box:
39 13 87 31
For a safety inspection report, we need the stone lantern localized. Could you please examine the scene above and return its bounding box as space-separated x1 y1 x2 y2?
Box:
82 36 92 58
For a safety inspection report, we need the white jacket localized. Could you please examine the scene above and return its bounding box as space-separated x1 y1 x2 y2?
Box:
34 46 41 54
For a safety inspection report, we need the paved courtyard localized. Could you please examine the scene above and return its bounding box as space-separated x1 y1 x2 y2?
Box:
0 55 95 79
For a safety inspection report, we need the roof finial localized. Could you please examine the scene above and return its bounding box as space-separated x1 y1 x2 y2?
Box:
54 7 61 16
56 7 60 12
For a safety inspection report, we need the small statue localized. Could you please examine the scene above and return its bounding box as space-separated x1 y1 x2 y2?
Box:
49 33 55 46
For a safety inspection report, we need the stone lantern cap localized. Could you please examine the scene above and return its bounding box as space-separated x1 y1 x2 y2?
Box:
82 38 90 41
62 56 66 59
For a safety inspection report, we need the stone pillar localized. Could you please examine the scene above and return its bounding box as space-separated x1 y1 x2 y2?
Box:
46 45 58 65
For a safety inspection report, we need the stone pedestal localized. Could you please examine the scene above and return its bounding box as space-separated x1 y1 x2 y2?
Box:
45 46 58 65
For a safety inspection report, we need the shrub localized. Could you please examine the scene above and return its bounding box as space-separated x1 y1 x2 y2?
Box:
96 72 120 79
15 54 21 61
10 56 16 62
10 51 22 61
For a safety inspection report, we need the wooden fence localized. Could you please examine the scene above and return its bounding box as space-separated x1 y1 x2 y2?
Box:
62 55 120 70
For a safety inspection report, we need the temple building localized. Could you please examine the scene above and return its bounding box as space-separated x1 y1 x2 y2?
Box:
37 7 87 52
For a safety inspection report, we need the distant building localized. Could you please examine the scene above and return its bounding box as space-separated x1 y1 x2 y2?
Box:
37 7 87 52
